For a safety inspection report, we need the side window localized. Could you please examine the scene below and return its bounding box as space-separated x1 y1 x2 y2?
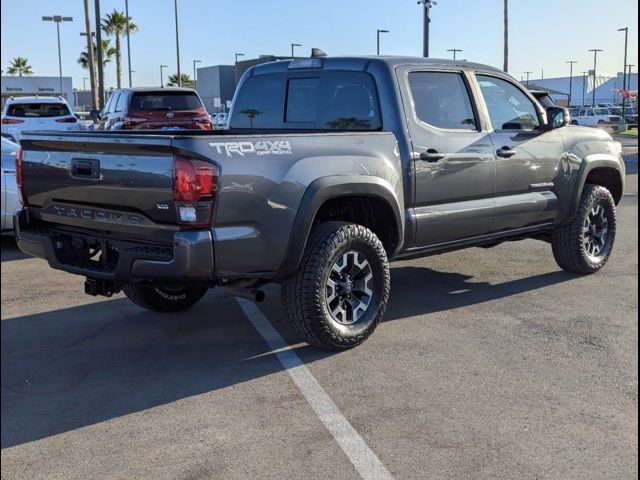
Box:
408 72 477 130
230 75 286 129
476 75 540 131
115 92 127 112
109 93 120 114
579 110 585 116
587 110 595 117
103 93 115 115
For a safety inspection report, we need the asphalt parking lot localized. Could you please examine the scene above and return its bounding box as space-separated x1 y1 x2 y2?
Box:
1 149 637 480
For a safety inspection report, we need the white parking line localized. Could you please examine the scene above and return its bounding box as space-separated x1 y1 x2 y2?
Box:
236 299 394 480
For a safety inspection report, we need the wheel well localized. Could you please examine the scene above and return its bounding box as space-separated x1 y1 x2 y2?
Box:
313 196 399 255
585 168 623 204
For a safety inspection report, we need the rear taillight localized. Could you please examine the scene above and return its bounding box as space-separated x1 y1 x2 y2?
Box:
55 116 78 123
1 118 24 124
173 156 218 227
15 147 27 205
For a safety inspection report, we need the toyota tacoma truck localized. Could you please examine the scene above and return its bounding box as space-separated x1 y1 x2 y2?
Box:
14 56 625 350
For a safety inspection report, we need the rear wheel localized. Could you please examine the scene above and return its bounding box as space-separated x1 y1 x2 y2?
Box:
282 222 390 350
122 283 209 312
552 184 617 274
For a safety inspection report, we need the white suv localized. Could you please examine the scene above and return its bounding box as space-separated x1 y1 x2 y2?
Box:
1 96 80 141
570 107 623 130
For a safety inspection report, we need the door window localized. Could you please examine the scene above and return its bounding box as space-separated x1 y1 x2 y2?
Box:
408 72 477 130
587 110 595 117
115 92 127 112
477 75 540 131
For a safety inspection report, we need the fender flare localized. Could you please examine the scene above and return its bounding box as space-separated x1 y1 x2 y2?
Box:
561 154 625 225
277 175 404 279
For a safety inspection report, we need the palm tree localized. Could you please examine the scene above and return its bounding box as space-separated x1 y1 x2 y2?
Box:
503 0 509 72
167 73 194 88
82 0 98 110
78 40 116 70
101 10 138 88
6 57 33 76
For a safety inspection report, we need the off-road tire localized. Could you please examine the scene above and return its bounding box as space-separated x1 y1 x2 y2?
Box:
552 184 617 274
282 222 390 351
122 283 209 313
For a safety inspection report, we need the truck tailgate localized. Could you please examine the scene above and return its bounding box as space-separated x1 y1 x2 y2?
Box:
20 132 178 239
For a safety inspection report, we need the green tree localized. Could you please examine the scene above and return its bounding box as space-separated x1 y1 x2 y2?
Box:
6 57 33 76
78 39 116 70
101 9 138 88
167 73 194 88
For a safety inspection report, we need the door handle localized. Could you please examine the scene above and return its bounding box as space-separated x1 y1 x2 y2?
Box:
419 149 446 162
496 146 517 158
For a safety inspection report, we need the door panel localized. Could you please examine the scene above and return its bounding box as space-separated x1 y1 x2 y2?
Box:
475 74 564 232
398 67 496 247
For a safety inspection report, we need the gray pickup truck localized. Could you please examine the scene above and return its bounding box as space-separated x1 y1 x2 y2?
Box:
15 56 625 350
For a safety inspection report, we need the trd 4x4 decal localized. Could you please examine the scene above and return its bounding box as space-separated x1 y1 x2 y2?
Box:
209 141 293 157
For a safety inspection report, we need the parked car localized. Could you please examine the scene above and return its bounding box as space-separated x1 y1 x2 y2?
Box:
570 107 624 130
1 136 20 233
622 107 638 126
92 87 212 131
15 56 625 350
215 112 229 128
1 96 80 141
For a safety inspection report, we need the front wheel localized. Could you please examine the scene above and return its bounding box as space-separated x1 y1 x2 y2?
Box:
282 222 390 351
552 184 617 274
122 283 209 312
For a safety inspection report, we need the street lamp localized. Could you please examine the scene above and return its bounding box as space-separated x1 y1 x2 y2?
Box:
193 60 202 90
83 77 88 92
160 65 168 88
174 0 182 86
524 71 532 86
235 53 245 64
376 29 389 55
588 49 603 106
417 0 437 58
291 43 302 59
42 15 73 96
447 48 462 60
125 0 133 88
566 61 577 107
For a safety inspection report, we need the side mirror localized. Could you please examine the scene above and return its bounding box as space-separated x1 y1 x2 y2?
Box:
546 106 570 129
89 109 101 120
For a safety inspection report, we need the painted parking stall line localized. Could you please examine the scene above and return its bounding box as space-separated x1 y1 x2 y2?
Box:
236 299 394 480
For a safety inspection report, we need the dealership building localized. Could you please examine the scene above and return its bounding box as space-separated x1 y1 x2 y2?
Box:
527 72 637 106
1 76 74 109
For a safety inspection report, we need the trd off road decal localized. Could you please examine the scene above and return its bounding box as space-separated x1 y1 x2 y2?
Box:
209 141 293 157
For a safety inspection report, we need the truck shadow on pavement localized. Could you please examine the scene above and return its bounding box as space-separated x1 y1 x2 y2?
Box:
0 236 28 263
1 266 577 449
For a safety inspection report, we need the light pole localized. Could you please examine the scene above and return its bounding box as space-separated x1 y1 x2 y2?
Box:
291 43 302 59
42 15 73 96
566 61 577 107
376 29 389 55
447 48 462 60
83 77 88 92
417 0 437 58
524 71 532 86
581 71 588 107
234 53 245 83
174 0 181 86
193 60 201 90
589 49 603 106
235 52 245 64
160 65 168 88
125 0 133 88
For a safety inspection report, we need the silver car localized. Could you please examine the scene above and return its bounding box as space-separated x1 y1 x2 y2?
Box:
1 136 20 233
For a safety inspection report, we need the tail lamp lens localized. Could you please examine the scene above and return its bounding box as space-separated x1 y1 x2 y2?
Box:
15 146 27 205
1 118 24 124
55 116 78 123
173 156 218 226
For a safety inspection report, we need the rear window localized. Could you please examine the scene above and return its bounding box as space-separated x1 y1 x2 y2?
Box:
6 102 71 118
130 92 203 111
230 71 381 130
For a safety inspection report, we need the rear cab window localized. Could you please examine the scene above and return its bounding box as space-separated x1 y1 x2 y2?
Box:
130 92 204 112
230 71 381 130
6 102 71 118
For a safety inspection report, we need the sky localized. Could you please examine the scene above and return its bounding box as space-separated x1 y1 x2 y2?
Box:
1 0 638 90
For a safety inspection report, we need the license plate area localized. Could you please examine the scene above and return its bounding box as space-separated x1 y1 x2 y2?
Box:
53 233 120 274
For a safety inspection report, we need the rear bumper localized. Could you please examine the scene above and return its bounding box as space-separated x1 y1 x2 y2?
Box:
14 209 214 283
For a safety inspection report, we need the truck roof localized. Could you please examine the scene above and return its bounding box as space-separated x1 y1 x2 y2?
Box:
250 55 504 77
